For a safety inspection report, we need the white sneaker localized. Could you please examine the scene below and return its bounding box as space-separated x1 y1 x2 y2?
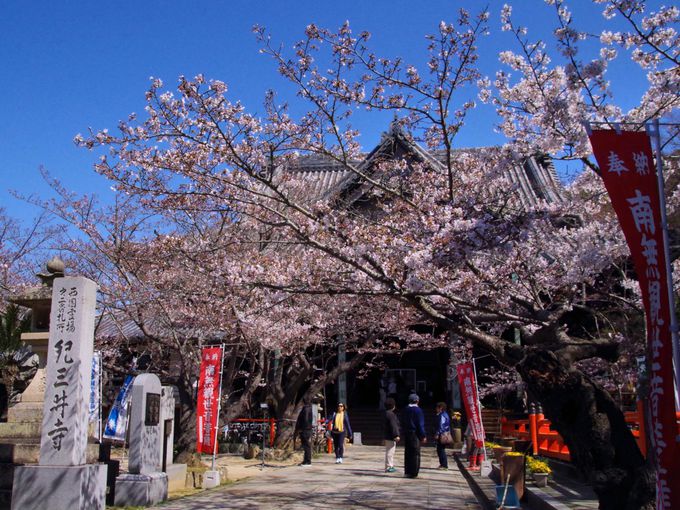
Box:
339 458 343 463
335 458 341 464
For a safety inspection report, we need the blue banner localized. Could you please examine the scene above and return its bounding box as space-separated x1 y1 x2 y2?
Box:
103 375 134 442
88 352 102 440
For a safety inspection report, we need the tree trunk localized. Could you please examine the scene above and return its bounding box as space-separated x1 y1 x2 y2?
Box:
517 348 655 510
273 406 298 449
174 372 198 456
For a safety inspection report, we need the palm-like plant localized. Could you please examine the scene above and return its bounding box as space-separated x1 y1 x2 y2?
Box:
0 304 30 405
0 303 29 353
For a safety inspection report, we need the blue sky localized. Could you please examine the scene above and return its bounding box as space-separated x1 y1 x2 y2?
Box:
0 1 658 226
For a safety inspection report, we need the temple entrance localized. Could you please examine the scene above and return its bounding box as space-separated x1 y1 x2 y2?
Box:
325 349 450 444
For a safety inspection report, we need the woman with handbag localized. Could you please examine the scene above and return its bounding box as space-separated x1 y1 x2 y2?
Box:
328 403 353 464
434 402 452 470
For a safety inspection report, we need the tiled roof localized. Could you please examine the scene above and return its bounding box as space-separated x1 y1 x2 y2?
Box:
95 310 146 341
275 128 563 208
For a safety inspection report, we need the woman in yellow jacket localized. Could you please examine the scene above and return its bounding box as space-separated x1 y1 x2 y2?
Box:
328 403 353 463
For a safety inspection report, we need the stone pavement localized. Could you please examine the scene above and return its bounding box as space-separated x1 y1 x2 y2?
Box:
149 445 481 509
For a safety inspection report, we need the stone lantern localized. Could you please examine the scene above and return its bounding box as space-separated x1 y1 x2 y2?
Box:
6 256 65 423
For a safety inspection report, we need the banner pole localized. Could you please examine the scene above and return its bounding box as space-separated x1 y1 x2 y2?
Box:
211 344 226 472
98 353 102 442
472 358 487 460
649 119 680 410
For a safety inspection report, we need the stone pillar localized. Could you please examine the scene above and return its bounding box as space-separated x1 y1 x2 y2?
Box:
114 374 168 506
337 337 347 404
128 374 163 474
39 278 97 466
161 386 175 471
11 276 107 510
160 386 187 492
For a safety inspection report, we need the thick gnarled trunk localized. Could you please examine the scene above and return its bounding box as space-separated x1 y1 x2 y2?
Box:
517 349 655 510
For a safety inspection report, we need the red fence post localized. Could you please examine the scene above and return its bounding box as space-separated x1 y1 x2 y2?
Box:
529 403 538 456
326 421 332 454
636 400 646 457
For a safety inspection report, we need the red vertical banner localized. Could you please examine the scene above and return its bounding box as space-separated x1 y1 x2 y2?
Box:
588 128 679 509
457 362 485 444
196 346 223 454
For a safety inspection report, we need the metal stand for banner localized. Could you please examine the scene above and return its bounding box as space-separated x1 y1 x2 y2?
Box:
647 119 680 410
212 344 226 472
202 344 226 490
97 356 102 442
472 357 491 476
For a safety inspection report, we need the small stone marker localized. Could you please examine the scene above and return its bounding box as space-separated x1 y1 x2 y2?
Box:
161 386 175 470
114 374 168 506
128 373 163 474
160 386 187 492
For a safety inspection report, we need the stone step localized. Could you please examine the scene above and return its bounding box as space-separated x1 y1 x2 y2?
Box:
7 403 44 424
0 442 40 464
0 422 41 439
0 442 99 464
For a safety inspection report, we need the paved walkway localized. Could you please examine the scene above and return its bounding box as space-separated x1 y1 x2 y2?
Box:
151 445 481 509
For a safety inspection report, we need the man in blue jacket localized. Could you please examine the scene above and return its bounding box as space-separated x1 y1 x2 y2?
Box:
401 393 426 478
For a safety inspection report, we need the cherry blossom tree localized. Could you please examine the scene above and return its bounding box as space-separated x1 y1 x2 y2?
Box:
32 171 415 450
0 208 55 303
71 2 680 508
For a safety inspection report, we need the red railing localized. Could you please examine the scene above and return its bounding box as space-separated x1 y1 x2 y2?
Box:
500 405 680 462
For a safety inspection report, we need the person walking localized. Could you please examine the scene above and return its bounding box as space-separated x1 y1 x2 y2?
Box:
295 397 314 466
328 402 352 464
434 402 451 470
401 393 426 478
464 422 481 470
384 397 400 473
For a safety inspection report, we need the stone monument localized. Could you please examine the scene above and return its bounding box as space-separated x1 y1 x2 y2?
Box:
160 385 187 492
114 373 168 506
11 276 107 510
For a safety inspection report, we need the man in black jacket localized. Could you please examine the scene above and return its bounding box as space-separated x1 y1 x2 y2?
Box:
295 397 314 466
401 393 426 478
384 398 400 473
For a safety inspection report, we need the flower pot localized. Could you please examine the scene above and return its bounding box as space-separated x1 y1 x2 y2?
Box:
501 454 525 500
493 446 512 463
452 427 462 445
533 472 549 487
512 439 531 453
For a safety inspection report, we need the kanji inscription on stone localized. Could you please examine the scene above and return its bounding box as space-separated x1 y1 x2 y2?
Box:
39 276 98 466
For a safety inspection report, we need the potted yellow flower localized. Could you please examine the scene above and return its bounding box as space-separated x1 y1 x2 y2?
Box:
526 456 552 487
487 440 512 463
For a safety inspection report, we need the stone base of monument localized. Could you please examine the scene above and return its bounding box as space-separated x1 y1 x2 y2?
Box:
166 463 188 492
202 470 221 489
114 472 168 507
10 463 107 510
